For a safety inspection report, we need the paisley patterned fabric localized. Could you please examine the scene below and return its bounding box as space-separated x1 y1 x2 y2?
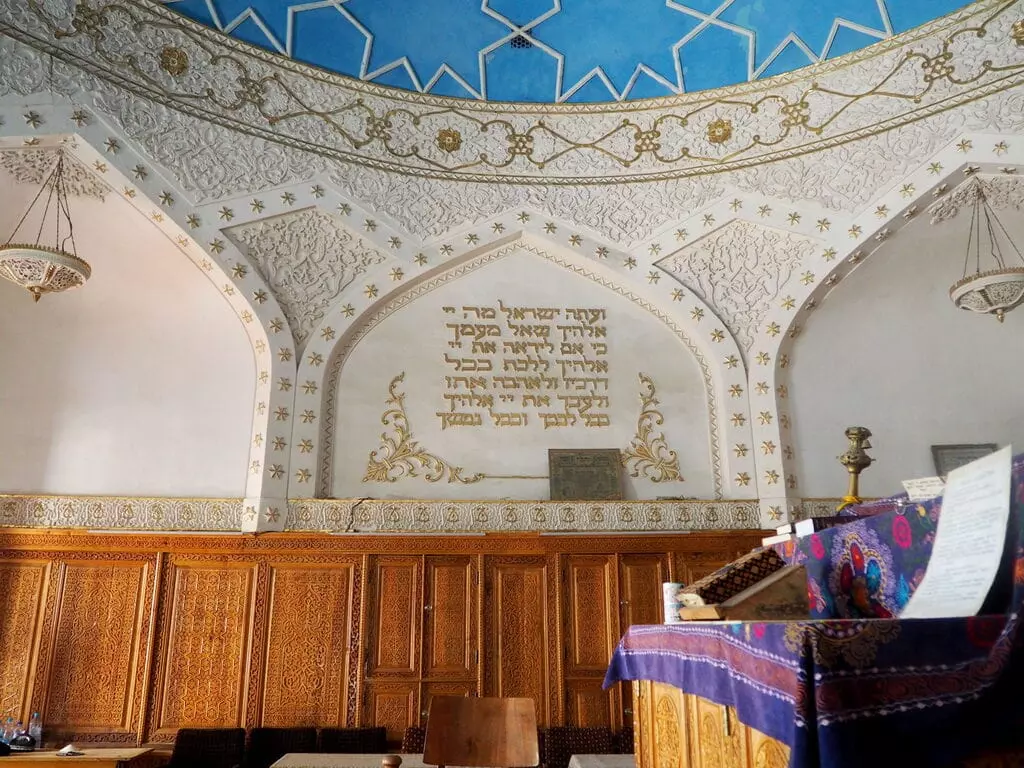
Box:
605 454 1024 768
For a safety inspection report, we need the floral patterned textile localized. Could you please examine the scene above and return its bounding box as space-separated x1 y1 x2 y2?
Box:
604 454 1024 768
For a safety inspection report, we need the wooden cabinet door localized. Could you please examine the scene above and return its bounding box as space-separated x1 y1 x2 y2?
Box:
562 555 617 729
365 681 418 744
686 695 747 768
483 556 554 727
260 563 357 727
421 556 477 681
619 553 668 629
617 554 668 729
366 556 422 679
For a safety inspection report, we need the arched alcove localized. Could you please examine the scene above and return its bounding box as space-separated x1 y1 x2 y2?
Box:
329 243 715 499
0 152 256 496
789 187 1024 497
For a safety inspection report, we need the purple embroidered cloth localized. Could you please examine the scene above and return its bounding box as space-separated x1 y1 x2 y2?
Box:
604 454 1024 767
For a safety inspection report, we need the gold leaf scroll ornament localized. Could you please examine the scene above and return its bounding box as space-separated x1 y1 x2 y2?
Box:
364 372 484 484
622 373 683 482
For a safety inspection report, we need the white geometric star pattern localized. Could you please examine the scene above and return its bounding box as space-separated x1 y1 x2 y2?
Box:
163 0 971 102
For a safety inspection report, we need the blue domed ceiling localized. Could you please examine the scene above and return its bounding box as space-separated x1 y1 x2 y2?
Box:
164 0 972 103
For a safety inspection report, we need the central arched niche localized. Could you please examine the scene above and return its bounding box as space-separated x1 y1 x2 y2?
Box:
332 245 713 500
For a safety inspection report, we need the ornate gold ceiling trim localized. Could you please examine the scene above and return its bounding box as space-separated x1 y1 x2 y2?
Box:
1 0 1021 184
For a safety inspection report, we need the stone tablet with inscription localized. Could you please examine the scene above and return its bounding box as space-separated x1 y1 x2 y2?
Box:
548 449 624 500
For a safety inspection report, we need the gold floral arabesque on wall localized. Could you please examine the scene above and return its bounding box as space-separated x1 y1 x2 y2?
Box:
364 371 685 486
19 0 1024 183
622 373 683 483
364 372 485 484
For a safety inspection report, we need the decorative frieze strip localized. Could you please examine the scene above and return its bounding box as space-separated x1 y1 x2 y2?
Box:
0 0 1019 183
0 495 243 531
285 498 760 532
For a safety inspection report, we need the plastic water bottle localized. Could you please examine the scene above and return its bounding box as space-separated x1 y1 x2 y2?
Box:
0 716 11 743
13 721 24 737
28 713 41 747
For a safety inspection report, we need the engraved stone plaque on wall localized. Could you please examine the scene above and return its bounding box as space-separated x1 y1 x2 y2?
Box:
548 449 624 501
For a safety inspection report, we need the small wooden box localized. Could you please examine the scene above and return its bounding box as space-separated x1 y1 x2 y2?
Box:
678 565 809 621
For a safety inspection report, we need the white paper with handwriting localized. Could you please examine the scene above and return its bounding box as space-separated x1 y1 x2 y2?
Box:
902 476 946 501
901 446 1012 619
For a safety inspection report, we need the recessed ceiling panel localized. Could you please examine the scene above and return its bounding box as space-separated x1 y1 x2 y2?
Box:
163 0 973 103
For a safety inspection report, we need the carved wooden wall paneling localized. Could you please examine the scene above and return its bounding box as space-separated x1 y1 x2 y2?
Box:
259 562 358 727
635 681 792 768
422 556 476 680
562 555 618 729
367 556 422 678
617 554 668 730
483 555 556 728
0 530 765 745
43 561 152 742
148 561 257 741
0 560 48 722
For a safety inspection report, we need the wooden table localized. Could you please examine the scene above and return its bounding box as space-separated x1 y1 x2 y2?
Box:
271 756 430 768
0 748 163 767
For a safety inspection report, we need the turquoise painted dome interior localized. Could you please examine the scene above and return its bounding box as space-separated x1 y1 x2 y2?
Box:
165 0 972 103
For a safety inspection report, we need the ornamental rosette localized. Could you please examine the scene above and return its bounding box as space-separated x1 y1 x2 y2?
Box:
436 128 462 153
706 118 733 145
159 46 188 77
1013 19 1024 45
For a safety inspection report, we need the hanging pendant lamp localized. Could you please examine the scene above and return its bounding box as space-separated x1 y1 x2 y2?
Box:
0 152 91 302
948 180 1024 323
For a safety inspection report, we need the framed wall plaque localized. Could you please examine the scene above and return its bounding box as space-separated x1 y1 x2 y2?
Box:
548 449 624 501
931 443 998 477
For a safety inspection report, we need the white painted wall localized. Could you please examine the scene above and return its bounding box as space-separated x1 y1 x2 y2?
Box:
0 178 255 497
333 246 714 500
790 208 1024 498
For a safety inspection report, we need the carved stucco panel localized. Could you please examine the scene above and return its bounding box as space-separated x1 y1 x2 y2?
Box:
226 208 386 349
0 147 107 199
928 174 1024 224
657 220 818 353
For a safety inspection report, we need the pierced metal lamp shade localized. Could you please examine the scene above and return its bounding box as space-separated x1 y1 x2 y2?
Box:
949 267 1024 323
0 243 92 302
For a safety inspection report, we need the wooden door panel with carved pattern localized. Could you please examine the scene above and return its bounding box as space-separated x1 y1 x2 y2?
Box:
422 556 476 680
619 554 668 629
259 562 357 727
565 677 617 729
563 555 616 675
367 557 422 679
148 561 257 741
688 694 748 768
43 561 152 741
0 560 48 723
483 556 553 728
364 681 418 744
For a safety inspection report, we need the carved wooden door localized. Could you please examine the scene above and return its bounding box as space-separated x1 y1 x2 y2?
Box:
561 554 618 729
418 555 479 723
617 553 668 729
259 562 358 727
363 556 422 742
483 555 555 728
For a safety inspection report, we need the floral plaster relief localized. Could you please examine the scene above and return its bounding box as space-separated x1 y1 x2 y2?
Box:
657 220 817 353
225 207 386 349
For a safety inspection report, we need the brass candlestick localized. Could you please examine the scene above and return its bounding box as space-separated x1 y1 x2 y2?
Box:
837 426 873 511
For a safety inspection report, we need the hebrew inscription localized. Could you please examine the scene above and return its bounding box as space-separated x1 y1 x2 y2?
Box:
439 302 611 431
